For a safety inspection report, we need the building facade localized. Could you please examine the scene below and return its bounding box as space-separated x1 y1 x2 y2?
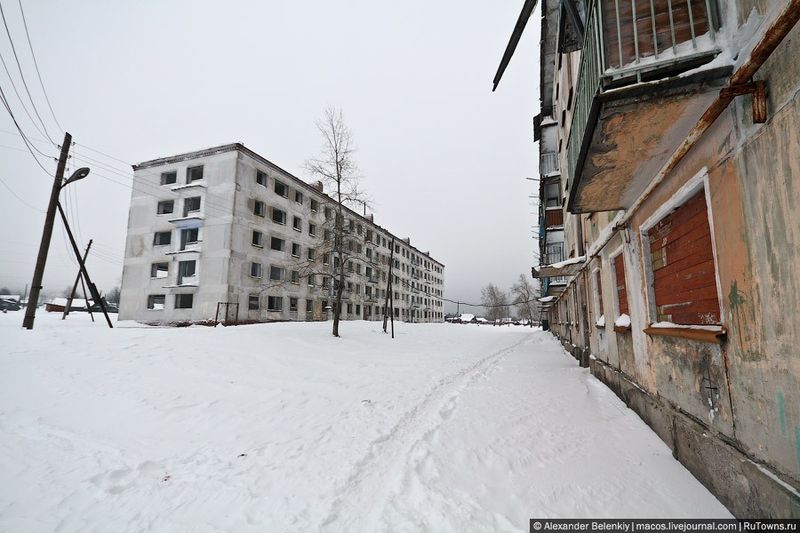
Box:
119 144 445 325
496 0 800 517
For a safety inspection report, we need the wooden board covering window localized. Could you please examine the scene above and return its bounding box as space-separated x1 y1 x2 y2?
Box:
647 190 720 325
545 209 564 227
595 269 604 316
614 253 629 316
601 0 712 70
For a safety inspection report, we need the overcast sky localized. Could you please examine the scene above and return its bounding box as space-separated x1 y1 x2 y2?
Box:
0 0 540 313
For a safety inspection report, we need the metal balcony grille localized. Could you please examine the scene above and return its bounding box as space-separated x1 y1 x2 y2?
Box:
566 0 720 196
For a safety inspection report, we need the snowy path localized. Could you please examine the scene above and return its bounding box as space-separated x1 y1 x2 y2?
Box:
0 313 730 532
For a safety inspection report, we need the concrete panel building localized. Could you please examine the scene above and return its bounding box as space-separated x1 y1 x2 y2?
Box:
119 144 445 325
495 0 800 518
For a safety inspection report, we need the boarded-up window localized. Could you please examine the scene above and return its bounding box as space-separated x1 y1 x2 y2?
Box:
614 254 629 316
647 190 719 325
545 209 564 226
595 269 603 317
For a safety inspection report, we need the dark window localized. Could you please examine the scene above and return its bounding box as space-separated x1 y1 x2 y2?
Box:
187 165 204 183
307 248 315 261
254 200 266 217
249 294 260 310
270 237 285 251
157 200 174 214
272 208 286 225
153 231 171 246
614 254 629 317
178 260 196 284
310 199 319 212
294 190 303 204
269 265 284 281
291 270 300 283
175 294 193 309
274 181 288 198
293 216 302 231
309 223 316 237
150 262 169 278
147 294 165 310
267 296 282 311
184 196 201 216
289 297 298 312
256 170 267 186
160 171 177 185
252 230 263 247
291 242 300 257
251 262 262 278
180 228 199 250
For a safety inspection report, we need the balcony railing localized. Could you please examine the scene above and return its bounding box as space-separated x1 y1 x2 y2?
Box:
567 0 720 195
540 152 560 176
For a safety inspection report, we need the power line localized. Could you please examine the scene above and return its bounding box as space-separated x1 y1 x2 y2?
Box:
0 81 53 173
15 0 61 132
0 0 53 143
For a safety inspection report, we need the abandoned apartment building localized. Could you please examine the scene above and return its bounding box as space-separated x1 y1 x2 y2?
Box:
495 0 800 519
118 143 445 325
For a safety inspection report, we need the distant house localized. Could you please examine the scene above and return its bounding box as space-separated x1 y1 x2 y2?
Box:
0 295 21 311
457 313 476 324
44 298 87 313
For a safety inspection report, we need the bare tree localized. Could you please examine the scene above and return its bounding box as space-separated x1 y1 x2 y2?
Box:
510 273 540 327
305 107 370 337
481 284 510 323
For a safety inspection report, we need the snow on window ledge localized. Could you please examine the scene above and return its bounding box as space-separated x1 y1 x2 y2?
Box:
644 322 727 345
595 315 605 328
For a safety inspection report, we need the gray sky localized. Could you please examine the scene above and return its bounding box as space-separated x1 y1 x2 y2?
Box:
0 0 540 313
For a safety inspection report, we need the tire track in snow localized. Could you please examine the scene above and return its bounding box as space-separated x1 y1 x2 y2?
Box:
319 333 535 531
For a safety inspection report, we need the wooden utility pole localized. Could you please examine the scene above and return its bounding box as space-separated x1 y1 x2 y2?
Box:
56 202 113 328
23 132 71 329
62 239 93 320
383 238 395 333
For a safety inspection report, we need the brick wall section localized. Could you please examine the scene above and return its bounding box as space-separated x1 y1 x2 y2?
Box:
647 190 720 324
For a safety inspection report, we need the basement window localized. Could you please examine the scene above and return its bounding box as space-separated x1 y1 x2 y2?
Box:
157 200 174 215
147 294 165 310
174 293 193 309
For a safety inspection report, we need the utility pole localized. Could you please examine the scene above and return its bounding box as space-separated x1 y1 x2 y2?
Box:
23 132 71 330
62 239 92 320
57 203 113 328
383 238 395 333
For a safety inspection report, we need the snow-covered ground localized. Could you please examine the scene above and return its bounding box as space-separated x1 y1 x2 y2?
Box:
0 312 730 532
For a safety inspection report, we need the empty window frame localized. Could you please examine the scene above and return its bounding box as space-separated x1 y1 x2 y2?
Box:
646 189 720 325
150 262 169 279
157 200 174 215
289 297 298 312
249 294 260 310
291 242 301 257
180 228 199 250
184 196 201 216
174 293 194 309
310 199 319 212
267 296 283 311
187 165 204 183
160 171 177 185
256 170 267 187
269 265 284 281
254 200 266 217
293 216 302 231
307 248 315 261
178 260 196 284
308 223 316 237
294 190 304 204
252 230 264 247
274 180 288 198
147 294 165 310
291 270 300 284
153 231 171 246
250 262 263 278
270 236 285 252
272 208 287 225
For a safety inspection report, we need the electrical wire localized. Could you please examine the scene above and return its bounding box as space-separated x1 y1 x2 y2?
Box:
0 0 53 143
15 0 61 132
0 82 53 173
0 173 41 211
